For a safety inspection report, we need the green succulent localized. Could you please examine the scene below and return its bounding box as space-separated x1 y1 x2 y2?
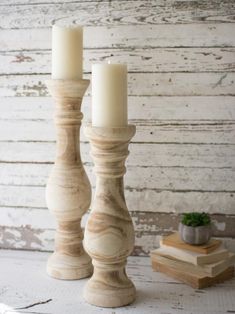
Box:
181 212 211 227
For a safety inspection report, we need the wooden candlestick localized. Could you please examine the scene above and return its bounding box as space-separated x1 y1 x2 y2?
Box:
45 79 92 280
83 125 136 307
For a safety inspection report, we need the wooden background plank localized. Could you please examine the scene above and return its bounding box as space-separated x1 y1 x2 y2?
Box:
1 48 235 74
1 0 235 28
0 0 235 255
1 73 235 97
1 24 235 51
1 142 235 167
0 185 234 214
1 210 235 254
1 163 235 192
2 96 235 120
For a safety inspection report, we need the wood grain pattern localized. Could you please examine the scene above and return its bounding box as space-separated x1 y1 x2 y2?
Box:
45 80 92 279
153 244 230 266
83 126 136 307
1 0 235 29
152 252 235 277
161 233 221 254
152 258 235 289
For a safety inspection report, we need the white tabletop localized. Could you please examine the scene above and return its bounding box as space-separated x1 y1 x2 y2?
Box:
0 249 234 314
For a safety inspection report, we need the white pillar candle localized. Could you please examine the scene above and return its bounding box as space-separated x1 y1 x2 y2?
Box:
92 63 128 127
52 25 83 80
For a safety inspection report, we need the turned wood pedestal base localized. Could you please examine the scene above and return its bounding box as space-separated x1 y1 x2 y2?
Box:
45 80 92 280
83 260 136 307
46 221 92 280
83 125 136 307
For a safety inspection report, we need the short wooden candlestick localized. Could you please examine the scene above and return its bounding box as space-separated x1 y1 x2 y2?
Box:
45 79 92 280
83 125 136 307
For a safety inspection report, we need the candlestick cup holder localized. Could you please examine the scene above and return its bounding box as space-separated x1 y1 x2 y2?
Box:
83 125 136 307
45 79 92 280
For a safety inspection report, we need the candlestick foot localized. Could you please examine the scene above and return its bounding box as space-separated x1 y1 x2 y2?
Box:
83 261 136 307
47 252 92 280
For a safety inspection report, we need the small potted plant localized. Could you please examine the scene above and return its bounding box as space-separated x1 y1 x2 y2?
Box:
179 212 211 245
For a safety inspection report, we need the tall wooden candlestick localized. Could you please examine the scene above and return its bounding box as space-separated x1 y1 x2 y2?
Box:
45 79 92 280
83 125 136 307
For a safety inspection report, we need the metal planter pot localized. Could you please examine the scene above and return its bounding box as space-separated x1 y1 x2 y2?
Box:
179 222 211 245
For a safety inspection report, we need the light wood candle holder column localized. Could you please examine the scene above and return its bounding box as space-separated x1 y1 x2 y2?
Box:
83 125 136 308
45 79 92 280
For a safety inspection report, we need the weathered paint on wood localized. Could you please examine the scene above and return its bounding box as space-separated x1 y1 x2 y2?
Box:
1 142 235 168
0 0 234 255
1 213 235 255
0 185 235 214
1 207 235 239
1 162 235 192
1 72 235 97
1 48 235 74
0 174 235 214
1 0 235 29
1 24 235 52
1 120 235 144
2 96 235 120
2 225 235 256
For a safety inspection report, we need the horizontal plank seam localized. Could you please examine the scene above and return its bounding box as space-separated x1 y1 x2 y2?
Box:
1 206 235 217
2 46 235 52
2 95 235 99
0 184 234 193
3 93 235 97
2 119 235 124
126 187 235 193
0 205 47 210
2 71 235 76
2 70 235 75
0 0 104 6
2 21 235 31
2 46 235 53
0 141 235 147
0 161 234 170
1 44 235 48
1 141 235 146
0 0 152 7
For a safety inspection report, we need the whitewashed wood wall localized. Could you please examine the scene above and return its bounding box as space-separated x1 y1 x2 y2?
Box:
0 0 235 255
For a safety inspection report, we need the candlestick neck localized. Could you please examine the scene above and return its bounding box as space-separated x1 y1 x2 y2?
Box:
84 125 136 178
46 79 89 165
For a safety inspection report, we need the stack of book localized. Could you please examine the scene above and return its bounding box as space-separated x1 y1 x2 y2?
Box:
151 233 235 289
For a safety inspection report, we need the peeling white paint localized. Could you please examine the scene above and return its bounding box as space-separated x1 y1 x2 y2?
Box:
0 0 235 254
212 219 226 231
